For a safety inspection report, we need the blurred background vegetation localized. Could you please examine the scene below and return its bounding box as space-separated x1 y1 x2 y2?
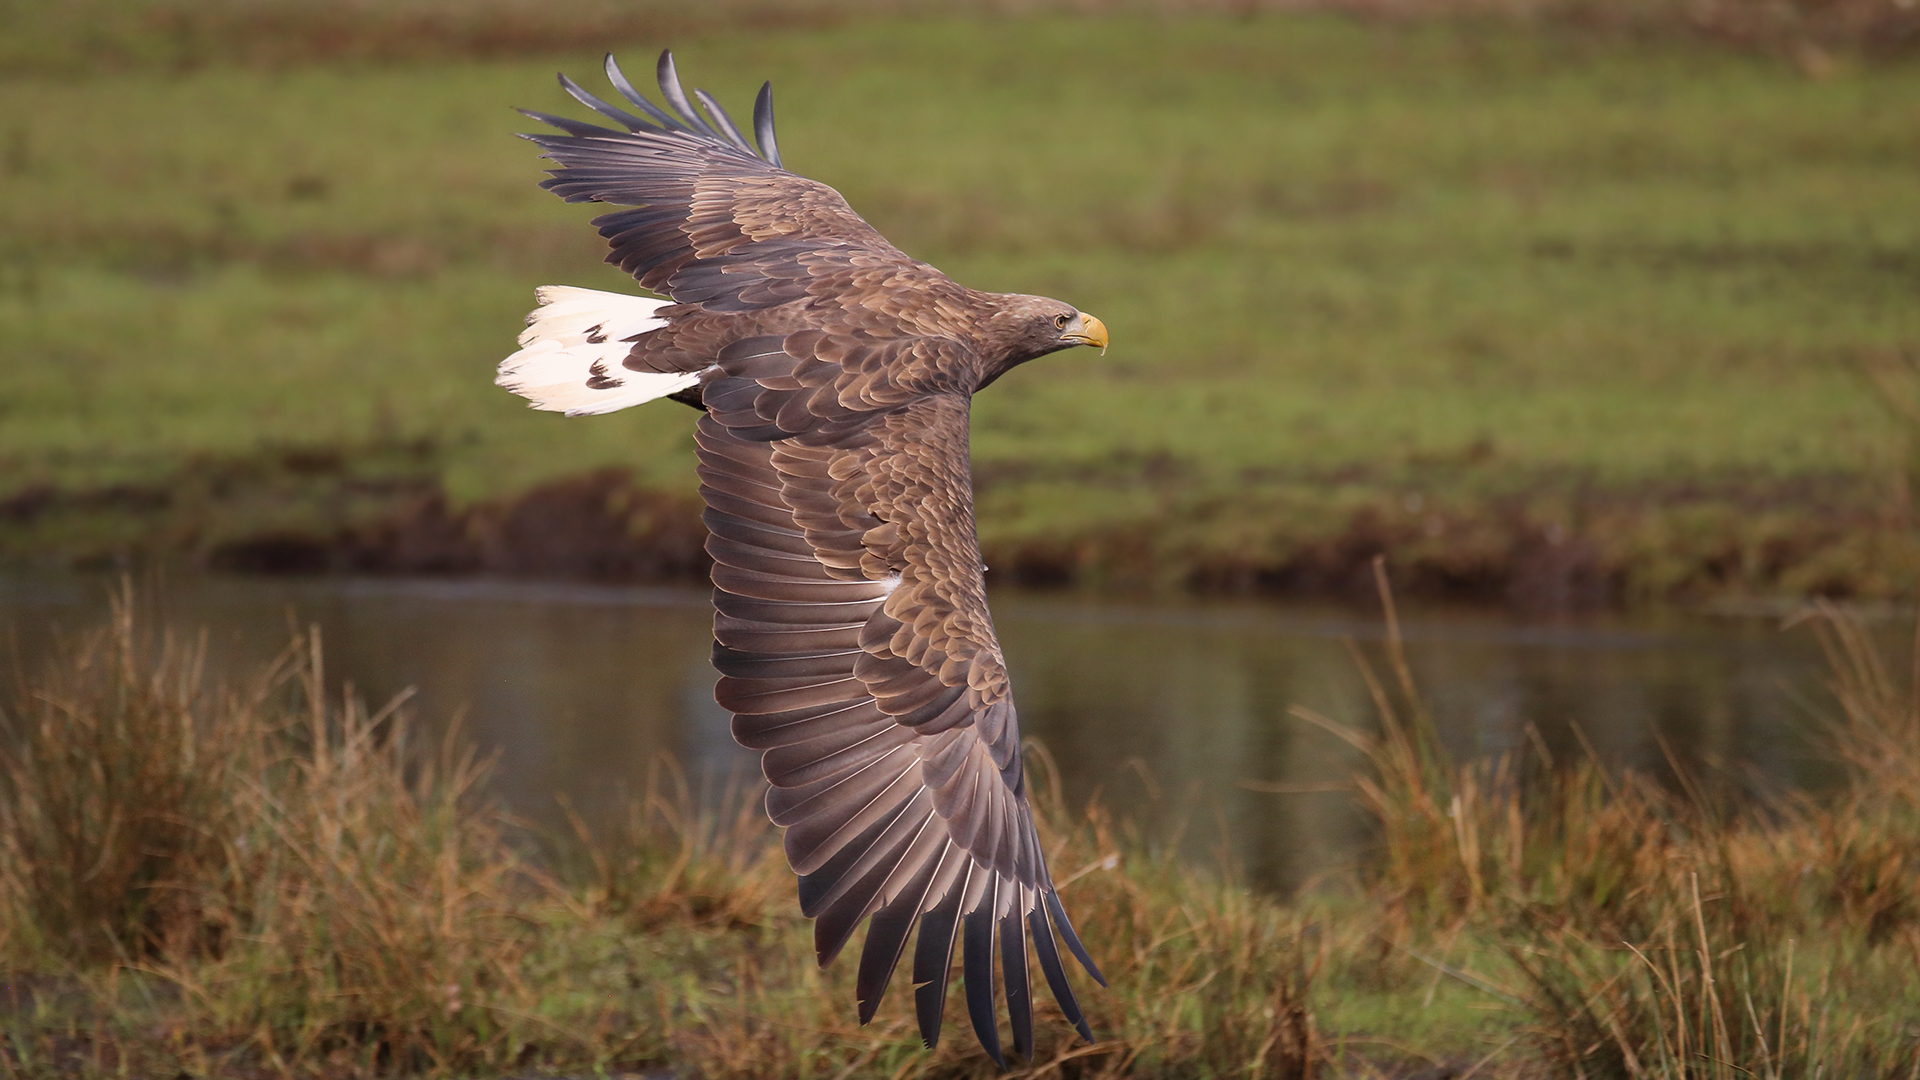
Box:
3 0 1919 606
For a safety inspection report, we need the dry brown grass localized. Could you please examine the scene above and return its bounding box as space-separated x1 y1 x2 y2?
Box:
7 573 1918 1077
0 590 1321 1078
1320 560 1920 1077
0 587 548 1075
586 757 1321 1079
0 592 253 965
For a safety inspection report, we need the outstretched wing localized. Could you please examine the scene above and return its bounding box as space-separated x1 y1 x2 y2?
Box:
520 51 921 314
520 52 1106 1060
698 332 1105 1064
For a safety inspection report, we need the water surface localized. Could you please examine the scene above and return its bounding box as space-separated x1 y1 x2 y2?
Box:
0 572 1852 893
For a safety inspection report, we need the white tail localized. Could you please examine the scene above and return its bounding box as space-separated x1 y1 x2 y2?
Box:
496 286 704 416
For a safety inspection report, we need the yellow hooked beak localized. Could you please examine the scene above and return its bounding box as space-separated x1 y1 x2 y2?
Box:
1062 312 1110 355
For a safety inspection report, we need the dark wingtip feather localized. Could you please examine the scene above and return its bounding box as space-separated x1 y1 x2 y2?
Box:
855 844 948 1026
962 897 1005 1069
808 805 927 968
1028 907 1093 1042
797 821 873 920
854 892 919 1024
517 106 624 139
855 922 904 1024
1000 907 1034 1061
914 884 966 1049
558 72 656 132
656 50 719 138
694 87 756 155
753 81 782 169
1045 889 1107 987
604 53 686 132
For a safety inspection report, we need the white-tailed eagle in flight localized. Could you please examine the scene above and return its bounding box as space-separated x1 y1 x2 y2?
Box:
498 51 1111 1066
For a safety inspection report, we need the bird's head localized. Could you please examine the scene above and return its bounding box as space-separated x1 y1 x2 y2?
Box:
983 294 1110 371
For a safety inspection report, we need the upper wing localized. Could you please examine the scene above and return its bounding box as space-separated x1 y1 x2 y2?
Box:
521 52 916 313
697 337 1104 1064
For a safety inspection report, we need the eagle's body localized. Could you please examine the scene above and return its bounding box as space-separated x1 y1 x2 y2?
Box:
498 53 1108 1065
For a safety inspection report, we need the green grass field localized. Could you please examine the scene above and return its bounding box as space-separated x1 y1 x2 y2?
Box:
5 9 1919 600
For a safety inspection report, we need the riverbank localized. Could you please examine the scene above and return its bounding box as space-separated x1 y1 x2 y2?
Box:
5 10 1918 609
5 448 1913 609
2 587 1916 1077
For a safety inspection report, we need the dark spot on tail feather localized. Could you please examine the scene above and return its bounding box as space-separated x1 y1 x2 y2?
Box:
585 361 624 390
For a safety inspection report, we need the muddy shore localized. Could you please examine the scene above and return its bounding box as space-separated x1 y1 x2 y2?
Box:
4 454 1909 612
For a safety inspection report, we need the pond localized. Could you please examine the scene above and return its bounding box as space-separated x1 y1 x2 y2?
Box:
0 571 1862 894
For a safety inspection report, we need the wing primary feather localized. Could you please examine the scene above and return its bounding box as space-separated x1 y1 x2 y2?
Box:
656 51 720 138
802 801 926 964
777 751 919 865
799 789 929 921
962 877 1006 1069
694 87 757 155
516 109 624 139
1028 905 1094 1042
1045 888 1108 987
854 839 949 1024
855 901 919 1025
794 803 895 918
603 53 688 131
557 73 654 132
1000 900 1034 1061
730 696 884 750
913 867 967 1049
752 81 782 168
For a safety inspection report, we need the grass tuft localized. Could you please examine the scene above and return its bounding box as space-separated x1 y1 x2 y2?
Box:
0 591 1325 1077
1322 561 1920 1076
1 586 250 965
0 585 544 1075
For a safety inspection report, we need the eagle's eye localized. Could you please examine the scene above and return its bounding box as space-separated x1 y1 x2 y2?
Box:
1053 313 1072 330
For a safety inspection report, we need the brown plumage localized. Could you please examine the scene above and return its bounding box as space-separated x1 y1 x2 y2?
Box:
505 51 1111 1065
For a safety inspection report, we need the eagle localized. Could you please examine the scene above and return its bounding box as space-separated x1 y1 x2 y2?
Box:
497 52 1110 1065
